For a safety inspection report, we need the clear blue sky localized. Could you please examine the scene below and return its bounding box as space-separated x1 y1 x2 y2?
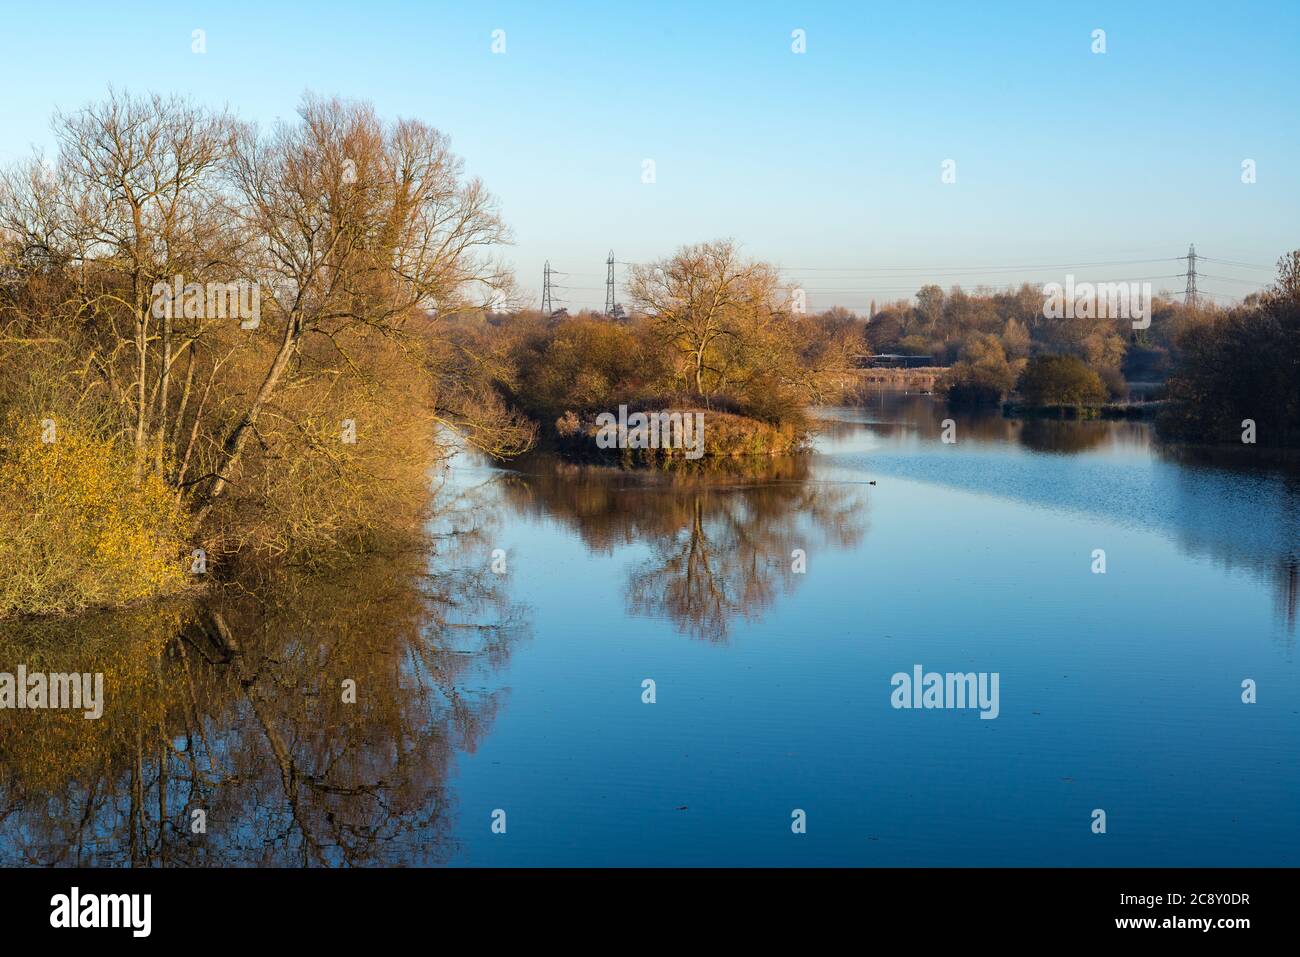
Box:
1 0 1296 311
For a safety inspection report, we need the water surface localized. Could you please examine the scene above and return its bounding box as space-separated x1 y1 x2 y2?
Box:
2 393 1296 866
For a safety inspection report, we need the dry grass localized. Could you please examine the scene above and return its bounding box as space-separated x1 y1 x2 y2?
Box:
559 408 808 464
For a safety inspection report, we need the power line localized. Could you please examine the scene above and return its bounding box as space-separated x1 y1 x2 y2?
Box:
541 247 1274 313
787 274 1187 292
1200 256 1277 271
1196 273 1271 285
782 256 1184 274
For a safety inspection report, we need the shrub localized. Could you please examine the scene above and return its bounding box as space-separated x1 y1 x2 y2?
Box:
209 327 445 563
941 334 1016 406
1015 354 1107 407
0 417 193 618
555 410 582 437
560 408 807 461
510 317 659 420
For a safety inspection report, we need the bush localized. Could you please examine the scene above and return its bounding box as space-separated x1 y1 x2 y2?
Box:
1015 354 1107 407
0 418 193 618
209 326 446 563
555 410 582 437
941 334 1016 406
1097 364 1128 400
558 408 807 461
510 317 660 421
943 367 1011 405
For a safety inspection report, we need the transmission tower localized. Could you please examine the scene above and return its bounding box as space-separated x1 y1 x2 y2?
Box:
1184 244 1198 307
542 260 554 316
604 250 616 315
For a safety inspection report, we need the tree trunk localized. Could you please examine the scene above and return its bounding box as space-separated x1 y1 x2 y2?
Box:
193 317 299 524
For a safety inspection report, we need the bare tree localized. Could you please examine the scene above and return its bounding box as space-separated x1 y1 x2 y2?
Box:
194 95 516 521
626 239 783 402
1 92 531 566
50 91 230 478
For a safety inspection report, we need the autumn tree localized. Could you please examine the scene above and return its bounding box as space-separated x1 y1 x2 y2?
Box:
1 92 533 582
1159 251 1300 446
193 95 526 523
940 332 1017 406
626 239 785 403
0 90 233 480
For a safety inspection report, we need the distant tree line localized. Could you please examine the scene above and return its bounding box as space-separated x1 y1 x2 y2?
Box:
856 255 1299 446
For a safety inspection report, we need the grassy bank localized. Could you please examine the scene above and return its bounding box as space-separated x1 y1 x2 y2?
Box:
552 408 808 464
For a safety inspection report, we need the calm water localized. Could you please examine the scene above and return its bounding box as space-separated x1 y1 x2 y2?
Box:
2 392 1297 866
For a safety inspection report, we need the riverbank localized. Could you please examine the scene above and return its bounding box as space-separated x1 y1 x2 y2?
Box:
1002 400 1166 421
551 407 809 464
849 367 944 390
5 397 1298 866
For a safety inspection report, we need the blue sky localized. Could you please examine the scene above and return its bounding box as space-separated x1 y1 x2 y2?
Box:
1 0 1296 311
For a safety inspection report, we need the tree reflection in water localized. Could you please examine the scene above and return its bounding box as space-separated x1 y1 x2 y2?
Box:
0 483 526 866
504 456 868 641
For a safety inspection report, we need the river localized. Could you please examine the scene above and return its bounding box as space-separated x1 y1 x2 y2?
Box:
1 391 1296 866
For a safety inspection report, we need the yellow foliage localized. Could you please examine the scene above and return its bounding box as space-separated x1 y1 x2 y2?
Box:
0 417 193 618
